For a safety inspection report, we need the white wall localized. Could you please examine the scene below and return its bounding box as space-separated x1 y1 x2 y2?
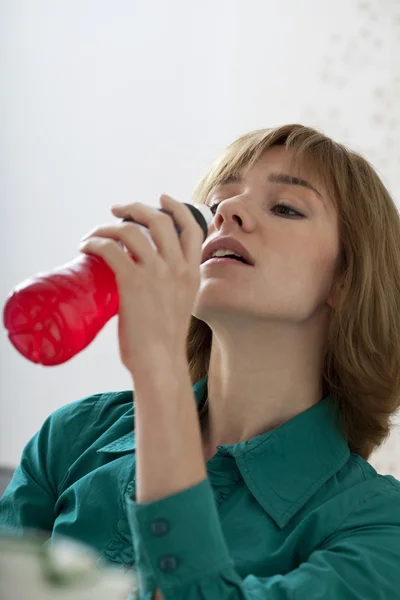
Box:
1 0 399 475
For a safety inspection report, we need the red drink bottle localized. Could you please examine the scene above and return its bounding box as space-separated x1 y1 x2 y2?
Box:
3 203 212 366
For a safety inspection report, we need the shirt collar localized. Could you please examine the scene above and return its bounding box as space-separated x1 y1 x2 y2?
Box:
192 376 350 528
98 376 350 529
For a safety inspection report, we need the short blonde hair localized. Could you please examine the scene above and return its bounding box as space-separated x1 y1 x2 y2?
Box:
186 124 400 461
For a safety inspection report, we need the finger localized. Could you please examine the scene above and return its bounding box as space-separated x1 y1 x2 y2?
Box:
111 201 185 266
79 236 138 284
81 221 158 266
158 195 203 266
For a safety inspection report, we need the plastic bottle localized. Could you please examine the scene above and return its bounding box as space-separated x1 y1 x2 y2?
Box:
3 203 212 366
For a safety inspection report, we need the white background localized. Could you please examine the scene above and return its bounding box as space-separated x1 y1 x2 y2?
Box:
1 0 399 475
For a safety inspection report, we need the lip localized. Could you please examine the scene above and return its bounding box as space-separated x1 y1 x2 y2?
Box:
201 236 254 266
202 257 250 267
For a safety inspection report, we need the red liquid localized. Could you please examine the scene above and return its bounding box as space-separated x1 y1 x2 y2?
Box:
3 253 135 366
3 204 212 366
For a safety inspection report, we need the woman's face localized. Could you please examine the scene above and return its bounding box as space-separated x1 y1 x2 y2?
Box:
192 145 342 325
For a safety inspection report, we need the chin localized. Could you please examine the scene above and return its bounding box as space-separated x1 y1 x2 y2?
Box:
192 294 255 322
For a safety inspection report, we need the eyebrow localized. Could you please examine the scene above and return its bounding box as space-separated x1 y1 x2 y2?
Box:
219 171 322 198
268 172 322 198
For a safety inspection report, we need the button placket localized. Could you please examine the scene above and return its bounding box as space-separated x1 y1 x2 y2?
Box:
149 519 178 574
159 555 179 573
150 519 170 537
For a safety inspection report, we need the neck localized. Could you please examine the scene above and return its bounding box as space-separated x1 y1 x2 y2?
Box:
200 315 330 458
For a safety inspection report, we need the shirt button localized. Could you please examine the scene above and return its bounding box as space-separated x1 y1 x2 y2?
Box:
150 518 170 536
159 555 178 573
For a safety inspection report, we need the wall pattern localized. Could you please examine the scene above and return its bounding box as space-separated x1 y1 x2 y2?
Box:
303 0 400 477
303 0 400 195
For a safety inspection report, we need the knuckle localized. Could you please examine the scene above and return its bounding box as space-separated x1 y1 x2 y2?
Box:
120 222 135 235
122 202 141 212
154 211 171 225
100 237 116 250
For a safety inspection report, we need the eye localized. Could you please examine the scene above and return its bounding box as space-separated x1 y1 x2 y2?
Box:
209 201 304 218
209 201 220 215
273 203 304 218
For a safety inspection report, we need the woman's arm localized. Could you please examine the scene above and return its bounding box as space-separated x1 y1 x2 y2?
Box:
132 355 207 600
128 479 400 600
133 353 207 506
0 394 100 534
128 359 400 600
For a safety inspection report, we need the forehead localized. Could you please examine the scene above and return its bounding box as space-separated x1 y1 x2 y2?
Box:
245 146 326 192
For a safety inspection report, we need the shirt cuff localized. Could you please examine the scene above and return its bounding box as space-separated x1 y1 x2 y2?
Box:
125 477 233 596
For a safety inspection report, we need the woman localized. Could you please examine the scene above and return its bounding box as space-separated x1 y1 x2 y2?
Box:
1 124 400 599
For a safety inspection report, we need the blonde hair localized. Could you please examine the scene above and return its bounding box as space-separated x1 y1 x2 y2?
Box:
186 124 400 461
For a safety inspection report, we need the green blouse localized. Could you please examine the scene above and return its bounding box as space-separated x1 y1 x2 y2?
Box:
1 376 400 599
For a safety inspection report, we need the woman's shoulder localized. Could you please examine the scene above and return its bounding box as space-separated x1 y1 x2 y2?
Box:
50 389 135 423
336 453 400 519
41 389 136 462
348 452 400 491
32 389 137 490
305 454 400 546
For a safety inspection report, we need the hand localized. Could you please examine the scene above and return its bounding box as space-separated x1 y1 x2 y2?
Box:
78 194 204 376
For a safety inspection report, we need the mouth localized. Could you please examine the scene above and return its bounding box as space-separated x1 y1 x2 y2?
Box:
201 236 254 266
201 256 252 267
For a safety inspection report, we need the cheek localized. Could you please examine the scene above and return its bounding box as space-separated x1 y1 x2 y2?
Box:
307 241 341 299
261 235 340 299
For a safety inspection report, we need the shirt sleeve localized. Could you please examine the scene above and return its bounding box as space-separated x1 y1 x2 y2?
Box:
126 477 400 600
0 394 101 536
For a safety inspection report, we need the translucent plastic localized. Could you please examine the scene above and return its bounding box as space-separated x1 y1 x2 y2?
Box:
2 203 212 366
3 253 123 366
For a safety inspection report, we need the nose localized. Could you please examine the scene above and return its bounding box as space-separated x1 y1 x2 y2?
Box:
211 197 255 233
